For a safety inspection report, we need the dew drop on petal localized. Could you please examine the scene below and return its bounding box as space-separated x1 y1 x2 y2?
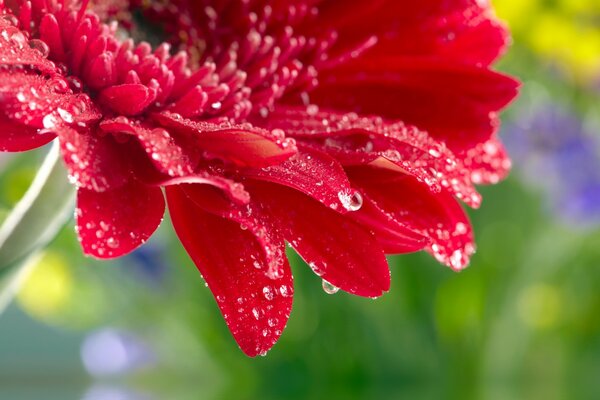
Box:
322 280 339 295
262 286 274 301
106 237 119 249
338 190 363 212
42 113 58 129
29 39 50 57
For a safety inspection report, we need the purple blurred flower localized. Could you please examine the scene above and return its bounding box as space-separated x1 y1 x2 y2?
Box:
504 101 600 226
81 328 156 378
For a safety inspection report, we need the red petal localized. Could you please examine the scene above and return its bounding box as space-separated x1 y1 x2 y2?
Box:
99 117 194 177
98 84 157 116
76 181 165 259
350 194 430 254
152 112 297 167
460 137 512 185
0 18 57 74
143 172 251 205
167 186 293 357
58 126 132 192
0 114 55 151
312 59 519 152
349 167 475 271
259 106 482 207
243 145 358 210
247 181 391 297
318 0 510 66
0 71 100 129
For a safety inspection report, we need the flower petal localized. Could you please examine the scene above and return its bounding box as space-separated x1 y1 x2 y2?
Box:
152 112 297 167
312 59 519 152
0 114 55 151
259 106 482 207
349 167 475 271
99 117 194 177
460 137 512 185
76 181 165 259
246 181 391 297
0 17 57 74
167 186 293 357
58 126 132 192
319 0 510 66
98 84 157 116
0 70 100 129
242 145 357 210
350 194 430 254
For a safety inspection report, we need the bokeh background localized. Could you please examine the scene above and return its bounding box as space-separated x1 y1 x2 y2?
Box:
2 1 600 399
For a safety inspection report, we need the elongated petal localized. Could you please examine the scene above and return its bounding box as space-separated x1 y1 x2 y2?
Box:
349 167 475 271
58 126 132 192
167 186 293 357
312 59 519 152
153 112 297 167
246 181 391 297
243 145 356 210
98 84 157 116
76 181 165 259
318 0 510 66
259 106 482 207
100 117 194 177
0 115 55 151
350 194 430 254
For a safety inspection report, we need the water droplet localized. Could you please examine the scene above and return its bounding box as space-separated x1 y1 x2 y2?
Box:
42 113 58 129
9 31 27 48
322 280 339 295
338 190 363 212
306 104 319 116
449 250 465 271
106 237 119 249
1 15 19 27
279 285 290 297
29 39 50 57
263 286 274 300
309 262 325 276
428 148 441 158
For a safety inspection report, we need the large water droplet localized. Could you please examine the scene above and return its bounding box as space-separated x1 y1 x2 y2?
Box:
29 39 50 57
338 190 363 212
42 113 58 129
9 31 27 49
322 280 339 295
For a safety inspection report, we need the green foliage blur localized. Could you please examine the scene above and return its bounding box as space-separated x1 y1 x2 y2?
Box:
2 1 600 399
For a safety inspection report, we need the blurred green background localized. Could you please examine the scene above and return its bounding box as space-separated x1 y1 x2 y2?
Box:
2 1 600 399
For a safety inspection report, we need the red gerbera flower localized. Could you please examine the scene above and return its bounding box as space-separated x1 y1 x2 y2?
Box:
0 0 518 356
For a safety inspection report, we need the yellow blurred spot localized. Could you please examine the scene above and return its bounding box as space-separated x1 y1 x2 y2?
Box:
517 284 562 330
494 0 600 81
17 252 73 320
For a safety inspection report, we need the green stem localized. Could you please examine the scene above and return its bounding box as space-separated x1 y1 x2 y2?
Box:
0 142 75 312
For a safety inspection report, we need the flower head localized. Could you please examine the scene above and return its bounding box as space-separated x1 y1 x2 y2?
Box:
0 0 519 356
